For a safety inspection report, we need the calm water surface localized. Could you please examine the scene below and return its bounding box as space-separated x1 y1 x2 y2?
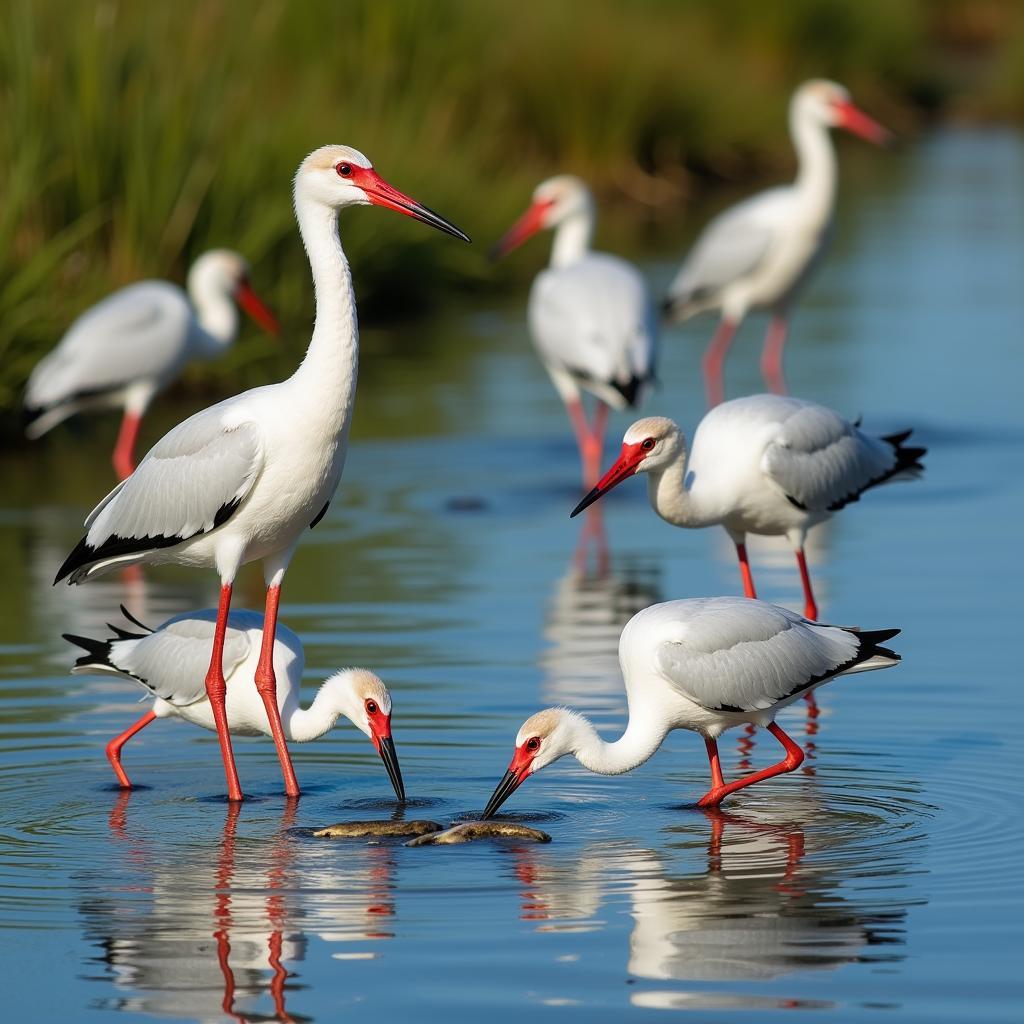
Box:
1 129 1022 1021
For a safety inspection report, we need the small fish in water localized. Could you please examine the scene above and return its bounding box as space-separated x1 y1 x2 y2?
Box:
314 819 443 838
404 821 551 846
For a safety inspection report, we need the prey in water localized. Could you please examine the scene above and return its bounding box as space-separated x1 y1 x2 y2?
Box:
404 821 551 846
314 820 442 838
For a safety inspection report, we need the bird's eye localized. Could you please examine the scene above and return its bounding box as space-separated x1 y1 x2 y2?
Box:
526 737 541 752
641 438 656 451
365 699 379 715
336 162 353 178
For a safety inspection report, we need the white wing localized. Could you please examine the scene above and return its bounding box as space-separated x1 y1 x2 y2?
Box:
529 252 656 408
760 398 917 512
25 281 192 415
665 190 786 314
55 398 264 583
645 597 866 712
68 609 302 707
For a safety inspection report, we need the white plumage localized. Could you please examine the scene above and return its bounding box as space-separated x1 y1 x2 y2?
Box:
495 174 656 486
483 596 900 816
66 606 405 799
24 250 278 479
572 393 926 621
55 144 468 802
663 80 889 404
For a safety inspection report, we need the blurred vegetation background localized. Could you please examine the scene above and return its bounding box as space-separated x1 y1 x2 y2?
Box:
1 0 1022 429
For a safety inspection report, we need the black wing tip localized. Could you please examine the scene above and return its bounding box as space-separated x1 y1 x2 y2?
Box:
54 536 94 585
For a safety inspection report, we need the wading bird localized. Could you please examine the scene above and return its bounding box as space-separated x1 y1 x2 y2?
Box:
492 175 656 487
66 606 404 799
662 80 889 405
483 596 900 815
55 145 468 802
24 250 279 479
571 395 925 621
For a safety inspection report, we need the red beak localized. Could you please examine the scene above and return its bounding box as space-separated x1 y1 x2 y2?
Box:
490 199 555 260
482 743 536 819
358 170 470 242
570 441 647 517
234 279 280 336
833 100 891 147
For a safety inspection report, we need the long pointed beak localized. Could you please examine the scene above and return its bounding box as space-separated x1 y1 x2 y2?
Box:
570 442 645 518
361 171 470 242
489 200 554 261
482 767 526 819
375 735 405 802
234 279 280 335
835 100 892 147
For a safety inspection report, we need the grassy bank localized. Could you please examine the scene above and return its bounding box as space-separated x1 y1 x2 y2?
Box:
1 0 1020 423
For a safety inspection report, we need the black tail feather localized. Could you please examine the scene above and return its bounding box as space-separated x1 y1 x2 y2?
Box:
856 627 902 664
63 608 149 672
828 431 926 511
118 604 153 633
63 632 116 671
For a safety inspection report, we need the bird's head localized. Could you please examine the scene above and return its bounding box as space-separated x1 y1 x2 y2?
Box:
491 174 594 259
482 708 585 818
570 416 683 517
189 249 279 335
325 668 405 801
795 80 891 146
294 145 470 241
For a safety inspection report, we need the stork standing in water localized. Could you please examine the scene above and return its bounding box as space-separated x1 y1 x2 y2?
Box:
55 145 468 801
66 607 404 799
492 175 657 488
24 250 279 479
571 394 925 622
662 80 889 405
483 596 900 815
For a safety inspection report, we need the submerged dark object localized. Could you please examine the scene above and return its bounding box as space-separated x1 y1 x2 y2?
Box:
404 821 551 846
314 819 443 838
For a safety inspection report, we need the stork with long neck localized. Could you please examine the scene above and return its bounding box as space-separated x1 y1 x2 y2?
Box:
65 607 404 800
662 80 889 405
54 146 468 802
24 249 279 479
492 175 656 488
483 597 901 816
571 397 925 622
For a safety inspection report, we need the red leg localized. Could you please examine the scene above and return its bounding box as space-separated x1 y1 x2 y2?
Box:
697 722 804 807
702 317 737 408
582 401 609 489
704 736 725 791
254 584 301 798
206 583 243 802
214 802 242 1023
761 315 789 396
795 548 818 620
735 542 757 599
105 710 156 788
112 410 142 480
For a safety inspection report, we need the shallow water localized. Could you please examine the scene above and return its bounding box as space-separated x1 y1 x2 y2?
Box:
2 128 1022 1021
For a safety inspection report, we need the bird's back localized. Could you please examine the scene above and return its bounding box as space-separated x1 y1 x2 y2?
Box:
66 607 304 708
529 252 656 407
26 281 193 415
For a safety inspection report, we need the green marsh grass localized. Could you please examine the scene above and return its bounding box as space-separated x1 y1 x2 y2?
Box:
0 0 1019 426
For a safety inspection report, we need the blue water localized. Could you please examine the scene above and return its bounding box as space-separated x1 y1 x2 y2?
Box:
1 128 1022 1021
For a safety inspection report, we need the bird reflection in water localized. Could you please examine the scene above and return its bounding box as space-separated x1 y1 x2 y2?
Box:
508 804 908 1011
543 515 662 713
85 794 306 1022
